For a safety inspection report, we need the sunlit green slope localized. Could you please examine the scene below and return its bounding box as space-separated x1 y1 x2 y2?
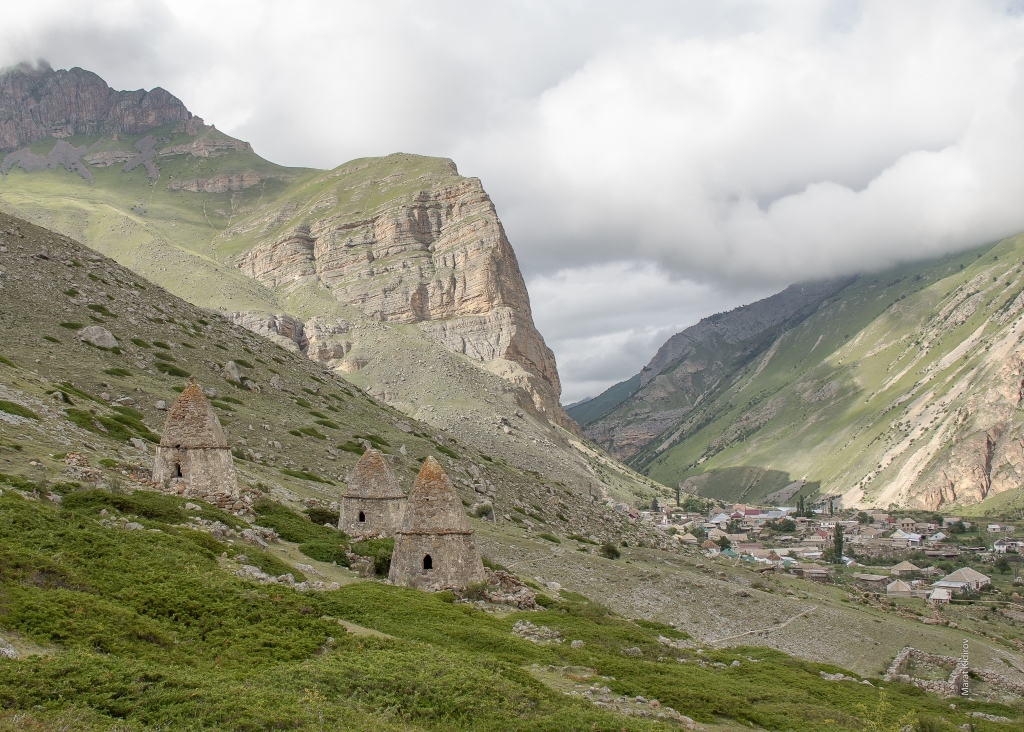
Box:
638 240 1024 511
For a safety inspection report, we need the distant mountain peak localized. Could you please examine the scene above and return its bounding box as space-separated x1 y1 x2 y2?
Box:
0 62 192 151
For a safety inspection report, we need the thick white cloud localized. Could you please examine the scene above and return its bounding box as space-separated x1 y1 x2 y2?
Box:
5 1 1024 401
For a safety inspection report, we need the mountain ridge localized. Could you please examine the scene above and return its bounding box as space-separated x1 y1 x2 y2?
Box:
0 66 609 506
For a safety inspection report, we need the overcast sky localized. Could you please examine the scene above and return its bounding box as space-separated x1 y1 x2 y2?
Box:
6 1 1024 403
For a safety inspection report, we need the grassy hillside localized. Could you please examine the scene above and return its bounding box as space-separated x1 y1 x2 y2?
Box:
0 132 666 514
0 211 661 548
631 239 1024 510
4 482 1021 731
567 374 641 427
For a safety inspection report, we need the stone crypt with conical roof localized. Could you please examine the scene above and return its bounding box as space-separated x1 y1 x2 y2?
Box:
152 382 239 501
338 448 406 537
388 456 484 590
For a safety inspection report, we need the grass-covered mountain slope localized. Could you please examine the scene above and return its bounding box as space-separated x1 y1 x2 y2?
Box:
598 238 1024 510
0 63 642 509
0 210 664 547
8 488 1017 732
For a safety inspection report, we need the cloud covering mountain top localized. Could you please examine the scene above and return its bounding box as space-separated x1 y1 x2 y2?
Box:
6 1 1024 401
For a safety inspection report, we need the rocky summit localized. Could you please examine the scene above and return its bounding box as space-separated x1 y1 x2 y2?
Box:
0 61 191 151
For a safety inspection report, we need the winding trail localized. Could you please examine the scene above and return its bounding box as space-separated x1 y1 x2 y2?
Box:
707 606 818 645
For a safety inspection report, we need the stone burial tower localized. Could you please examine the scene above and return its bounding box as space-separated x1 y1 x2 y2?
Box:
389 456 484 591
152 382 239 503
338 449 406 537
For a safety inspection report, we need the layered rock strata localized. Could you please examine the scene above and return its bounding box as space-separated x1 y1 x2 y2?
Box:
231 161 567 426
0 61 191 151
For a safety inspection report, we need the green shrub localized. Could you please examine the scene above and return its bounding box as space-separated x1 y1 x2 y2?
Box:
354 433 390 448
337 441 365 454
568 534 596 544
130 338 151 348
634 619 689 640
155 361 190 378
253 499 339 544
87 304 116 318
435 443 459 459
0 355 15 367
103 367 131 377
297 540 351 567
350 538 394 577
63 288 79 296
305 507 340 526
296 427 327 440
234 359 255 369
481 556 509 572
315 419 340 430
59 321 83 329
0 400 38 420
538 533 561 544
43 335 60 343
598 543 621 560
152 341 171 350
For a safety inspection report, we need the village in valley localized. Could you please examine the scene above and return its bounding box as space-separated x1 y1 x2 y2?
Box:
632 496 1023 611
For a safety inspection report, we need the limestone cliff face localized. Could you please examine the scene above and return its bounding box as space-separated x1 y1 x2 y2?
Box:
231 157 567 426
0 62 191 151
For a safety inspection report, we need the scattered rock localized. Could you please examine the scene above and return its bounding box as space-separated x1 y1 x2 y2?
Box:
0 637 17 659
155 400 167 410
78 325 118 349
571 640 585 649
512 620 562 644
622 647 643 657
223 360 245 383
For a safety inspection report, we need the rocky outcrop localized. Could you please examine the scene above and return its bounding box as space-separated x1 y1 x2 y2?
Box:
168 172 267 193
585 279 852 460
0 61 191 151
231 157 568 426
227 311 354 367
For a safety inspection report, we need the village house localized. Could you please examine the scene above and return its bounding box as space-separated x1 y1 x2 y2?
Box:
932 567 991 594
886 579 916 597
897 517 918 532
792 563 832 583
890 529 922 548
993 538 1023 554
927 587 952 605
890 561 920 577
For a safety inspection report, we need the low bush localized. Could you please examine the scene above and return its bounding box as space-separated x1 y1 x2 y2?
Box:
0 400 38 420
350 538 394 577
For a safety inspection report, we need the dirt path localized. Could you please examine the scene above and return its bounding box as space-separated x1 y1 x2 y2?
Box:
708 606 817 645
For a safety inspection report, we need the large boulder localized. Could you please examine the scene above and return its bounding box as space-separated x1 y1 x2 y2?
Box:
78 325 118 349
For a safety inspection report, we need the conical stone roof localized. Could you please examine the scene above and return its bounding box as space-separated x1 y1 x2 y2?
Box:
343 449 404 499
399 456 471 535
159 382 228 449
